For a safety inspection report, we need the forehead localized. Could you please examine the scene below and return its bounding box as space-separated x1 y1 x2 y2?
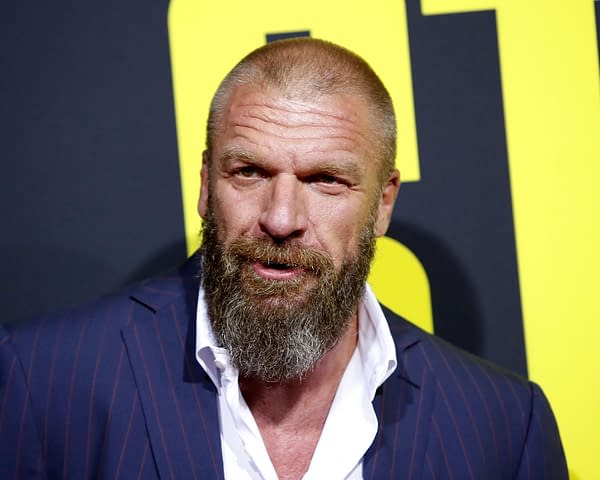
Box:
213 86 377 165
225 85 368 125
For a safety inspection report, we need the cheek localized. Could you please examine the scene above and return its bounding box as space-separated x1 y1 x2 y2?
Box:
309 198 372 260
212 186 262 241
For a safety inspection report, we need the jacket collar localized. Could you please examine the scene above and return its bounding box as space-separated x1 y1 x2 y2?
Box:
363 306 434 479
122 254 224 479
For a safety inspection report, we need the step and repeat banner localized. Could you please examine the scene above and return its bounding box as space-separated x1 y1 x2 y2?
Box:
2 1 598 477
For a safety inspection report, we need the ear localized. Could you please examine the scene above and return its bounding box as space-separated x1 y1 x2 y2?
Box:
197 150 210 218
374 169 401 237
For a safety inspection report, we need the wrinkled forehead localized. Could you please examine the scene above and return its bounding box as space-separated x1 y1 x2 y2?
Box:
214 84 380 156
238 86 369 126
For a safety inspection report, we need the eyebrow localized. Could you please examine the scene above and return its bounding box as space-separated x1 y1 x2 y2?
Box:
218 146 364 178
313 161 363 178
218 147 260 166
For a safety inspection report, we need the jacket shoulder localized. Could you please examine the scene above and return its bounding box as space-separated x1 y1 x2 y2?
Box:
383 307 567 478
0 258 200 371
384 306 529 390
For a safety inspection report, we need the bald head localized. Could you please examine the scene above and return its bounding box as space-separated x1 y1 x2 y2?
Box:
206 38 397 184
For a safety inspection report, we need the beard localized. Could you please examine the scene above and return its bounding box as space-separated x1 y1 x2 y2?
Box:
200 209 377 383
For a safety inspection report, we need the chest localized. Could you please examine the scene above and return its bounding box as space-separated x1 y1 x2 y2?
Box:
260 427 324 480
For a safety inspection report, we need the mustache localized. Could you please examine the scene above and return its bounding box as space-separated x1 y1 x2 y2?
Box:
226 237 334 276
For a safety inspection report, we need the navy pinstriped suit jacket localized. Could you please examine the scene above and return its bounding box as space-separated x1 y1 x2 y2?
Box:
0 257 567 479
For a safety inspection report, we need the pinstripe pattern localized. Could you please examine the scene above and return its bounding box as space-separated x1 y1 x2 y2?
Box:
0 259 567 479
364 306 567 480
42 316 66 464
83 304 111 478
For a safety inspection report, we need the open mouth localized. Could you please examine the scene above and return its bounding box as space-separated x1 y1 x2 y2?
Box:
265 261 293 270
253 260 303 280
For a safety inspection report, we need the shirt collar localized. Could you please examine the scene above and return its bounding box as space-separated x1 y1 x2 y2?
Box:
357 283 398 395
195 286 229 389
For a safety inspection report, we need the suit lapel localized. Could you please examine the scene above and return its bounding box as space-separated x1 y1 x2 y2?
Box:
121 261 224 480
363 309 436 480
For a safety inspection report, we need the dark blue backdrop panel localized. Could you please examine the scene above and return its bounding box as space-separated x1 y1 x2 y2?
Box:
596 2 600 62
0 0 187 323
397 1 527 375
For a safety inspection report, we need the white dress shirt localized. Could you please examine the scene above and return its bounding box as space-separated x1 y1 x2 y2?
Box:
195 283 397 479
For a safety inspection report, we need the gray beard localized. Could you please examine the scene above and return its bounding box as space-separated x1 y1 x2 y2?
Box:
200 212 376 383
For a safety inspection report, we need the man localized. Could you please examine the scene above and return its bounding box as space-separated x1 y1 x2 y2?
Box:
0 38 566 479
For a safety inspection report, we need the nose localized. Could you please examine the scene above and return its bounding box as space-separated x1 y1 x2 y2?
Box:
258 174 307 241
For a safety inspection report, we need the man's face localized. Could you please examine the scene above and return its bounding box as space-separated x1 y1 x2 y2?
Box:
200 85 395 269
199 86 399 381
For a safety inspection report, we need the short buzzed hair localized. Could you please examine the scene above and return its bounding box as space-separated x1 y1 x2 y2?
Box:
206 38 397 184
